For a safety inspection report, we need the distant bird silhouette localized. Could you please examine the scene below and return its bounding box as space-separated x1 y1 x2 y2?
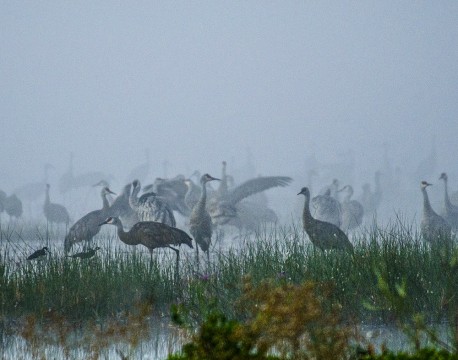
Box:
4 194 23 219
298 187 353 252
13 163 54 205
189 174 220 265
27 247 50 260
129 180 176 227
311 189 342 227
420 181 451 244
338 185 364 231
438 173 458 230
359 172 382 217
64 187 116 253
68 247 101 259
43 184 70 226
99 217 193 276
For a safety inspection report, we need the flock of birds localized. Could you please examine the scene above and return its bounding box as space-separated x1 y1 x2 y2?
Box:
1 161 456 271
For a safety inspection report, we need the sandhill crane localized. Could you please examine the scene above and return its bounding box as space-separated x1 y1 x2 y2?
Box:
146 176 189 216
93 180 115 204
359 172 382 217
298 187 353 252
420 181 451 245
109 183 139 230
438 173 458 230
99 216 193 276
311 189 342 228
338 185 364 231
189 174 220 265
43 184 70 226
64 187 116 253
27 247 49 260
208 176 292 226
129 180 176 227
68 247 101 259
4 194 23 220
13 163 54 209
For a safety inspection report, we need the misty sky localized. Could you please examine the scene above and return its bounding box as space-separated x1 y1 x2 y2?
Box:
1 2 458 215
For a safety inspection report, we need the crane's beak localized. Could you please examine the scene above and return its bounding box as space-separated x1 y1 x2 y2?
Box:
210 176 221 181
98 219 109 226
106 188 117 195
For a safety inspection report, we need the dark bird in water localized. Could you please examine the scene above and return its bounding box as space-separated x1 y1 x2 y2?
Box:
64 187 116 253
420 181 451 244
129 180 176 227
68 247 101 259
189 174 220 265
44 184 70 226
438 173 458 230
298 187 353 252
27 247 50 260
99 217 193 276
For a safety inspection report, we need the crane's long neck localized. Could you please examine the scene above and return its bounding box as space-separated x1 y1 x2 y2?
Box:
302 195 313 224
218 164 227 197
45 187 50 206
102 192 110 210
442 178 453 209
114 221 139 246
129 186 140 209
196 181 207 211
422 187 434 215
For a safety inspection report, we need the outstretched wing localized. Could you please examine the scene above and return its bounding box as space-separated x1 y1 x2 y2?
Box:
227 176 292 205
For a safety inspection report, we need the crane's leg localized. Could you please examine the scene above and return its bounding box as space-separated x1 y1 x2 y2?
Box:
168 246 180 283
195 244 200 271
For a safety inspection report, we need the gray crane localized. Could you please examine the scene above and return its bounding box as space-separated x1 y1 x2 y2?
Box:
439 173 458 230
4 194 23 220
99 216 193 276
208 176 292 226
338 185 364 231
145 175 189 216
64 187 116 253
298 187 353 252
189 174 220 265
43 184 70 226
27 247 50 260
420 181 451 245
129 180 176 227
311 189 342 228
109 183 139 230
359 172 383 217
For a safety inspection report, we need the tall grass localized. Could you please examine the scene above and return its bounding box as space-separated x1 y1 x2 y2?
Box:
0 218 457 329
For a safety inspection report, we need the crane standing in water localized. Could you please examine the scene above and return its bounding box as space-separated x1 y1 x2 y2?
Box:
438 173 458 230
298 187 353 252
189 174 220 267
43 184 70 227
420 181 451 244
99 217 193 277
64 187 116 253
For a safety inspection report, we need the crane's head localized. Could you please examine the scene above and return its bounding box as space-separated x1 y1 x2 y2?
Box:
421 181 432 189
98 217 119 227
297 187 310 197
132 180 141 189
201 174 220 184
103 187 116 196
439 173 447 181
42 246 50 253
